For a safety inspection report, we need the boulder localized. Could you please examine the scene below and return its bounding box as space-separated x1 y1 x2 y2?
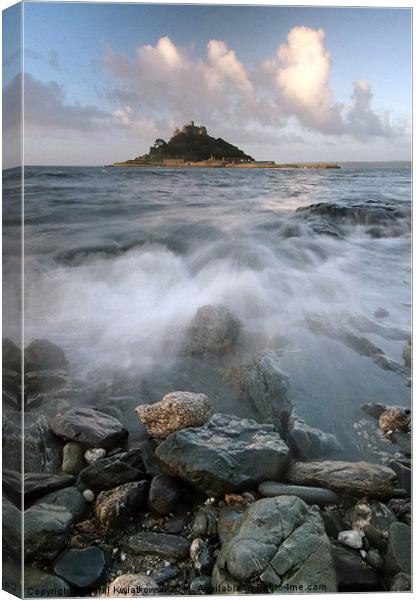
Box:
24 472 75 504
234 351 292 433
24 487 88 561
50 407 128 450
286 417 342 460
95 480 149 532
217 506 245 545
53 547 106 589
128 532 190 559
258 481 338 505
3 338 21 371
187 304 240 355
24 567 71 597
135 391 211 439
212 496 337 593
25 339 68 371
385 522 411 575
79 448 145 491
62 442 85 475
156 413 290 496
103 574 158 597
365 549 384 571
286 460 398 498
147 475 181 515
331 543 382 591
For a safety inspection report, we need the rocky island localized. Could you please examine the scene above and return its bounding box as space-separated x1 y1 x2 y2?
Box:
112 122 340 169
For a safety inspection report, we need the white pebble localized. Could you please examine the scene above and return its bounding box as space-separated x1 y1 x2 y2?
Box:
360 550 367 558
84 448 106 464
120 552 126 562
338 530 364 549
82 489 95 503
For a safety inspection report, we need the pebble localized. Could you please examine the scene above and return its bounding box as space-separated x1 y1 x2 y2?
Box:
84 448 106 465
338 529 364 549
82 489 95 503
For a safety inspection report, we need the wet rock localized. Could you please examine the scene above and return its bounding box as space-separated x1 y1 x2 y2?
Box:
385 522 411 575
53 547 106 589
365 549 384 571
62 442 85 475
187 304 240 355
258 481 338 505
374 308 389 319
190 538 212 573
3 337 21 371
286 417 342 460
390 572 411 591
25 339 68 371
95 480 149 532
213 496 337 592
103 574 158 596
320 509 345 539
190 575 212 594
24 567 71 597
84 448 106 465
147 475 181 515
234 351 292 433
24 472 75 504
135 391 211 439
153 564 180 584
156 413 290 496
192 505 220 538
79 448 145 491
163 514 188 535
337 530 364 549
50 407 128 450
217 505 245 545
286 460 398 498
128 532 190 559
402 338 411 368
331 543 381 591
25 487 88 560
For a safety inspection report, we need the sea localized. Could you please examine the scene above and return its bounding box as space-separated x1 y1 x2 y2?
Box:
2 163 411 459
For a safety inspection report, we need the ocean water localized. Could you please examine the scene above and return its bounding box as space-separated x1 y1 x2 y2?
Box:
3 163 411 457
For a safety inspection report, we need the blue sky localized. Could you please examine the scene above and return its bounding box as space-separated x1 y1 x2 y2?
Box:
3 2 412 165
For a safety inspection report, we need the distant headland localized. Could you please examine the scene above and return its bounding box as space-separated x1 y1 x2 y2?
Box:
111 121 340 169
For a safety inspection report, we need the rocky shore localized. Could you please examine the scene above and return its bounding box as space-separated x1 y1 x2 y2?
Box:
2 304 412 595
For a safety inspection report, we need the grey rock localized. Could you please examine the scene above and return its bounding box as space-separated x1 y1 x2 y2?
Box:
79 448 145 491
25 369 68 395
153 564 180 584
286 417 342 460
62 442 85 475
135 391 211 439
187 304 240 355
365 549 384 571
258 481 338 505
217 506 245 545
192 505 220 538
235 351 292 433
50 407 128 450
84 447 106 465
24 472 75 504
338 529 364 549
213 496 337 592
389 460 411 495
148 475 181 515
24 567 71 597
385 522 411 575
190 575 212 594
128 532 190 559
320 509 345 539
95 480 149 532
331 543 381 591
83 489 95 503
2 496 21 560
361 403 387 419
53 547 106 589
287 460 397 498
390 572 411 591
25 339 68 371
24 487 88 561
156 413 290 496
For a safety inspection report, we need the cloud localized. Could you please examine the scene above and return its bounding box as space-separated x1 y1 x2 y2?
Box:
103 30 404 142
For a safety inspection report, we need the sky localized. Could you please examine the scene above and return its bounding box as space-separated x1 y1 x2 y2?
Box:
2 2 412 166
